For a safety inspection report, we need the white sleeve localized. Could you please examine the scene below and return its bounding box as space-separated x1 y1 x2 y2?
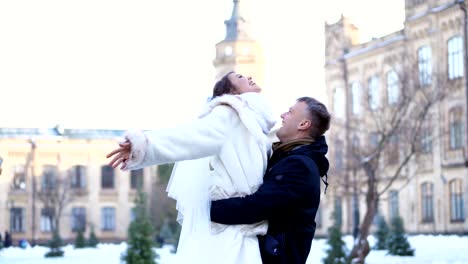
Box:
122 105 237 170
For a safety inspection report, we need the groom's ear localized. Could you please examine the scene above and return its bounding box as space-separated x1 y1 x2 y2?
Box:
298 119 312 131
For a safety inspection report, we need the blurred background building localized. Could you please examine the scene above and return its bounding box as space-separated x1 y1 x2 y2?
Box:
322 0 467 236
0 127 157 244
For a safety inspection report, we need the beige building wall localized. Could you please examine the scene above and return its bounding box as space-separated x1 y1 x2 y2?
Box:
0 130 158 244
320 0 468 236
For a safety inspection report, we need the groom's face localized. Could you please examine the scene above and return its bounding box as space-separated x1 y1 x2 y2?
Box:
277 101 311 142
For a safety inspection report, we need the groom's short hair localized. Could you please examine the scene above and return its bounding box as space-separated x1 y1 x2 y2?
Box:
297 97 331 139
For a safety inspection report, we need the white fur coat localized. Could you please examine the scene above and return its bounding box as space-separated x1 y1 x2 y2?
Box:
122 93 276 264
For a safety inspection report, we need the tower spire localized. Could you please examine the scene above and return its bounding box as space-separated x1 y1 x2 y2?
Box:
224 0 251 41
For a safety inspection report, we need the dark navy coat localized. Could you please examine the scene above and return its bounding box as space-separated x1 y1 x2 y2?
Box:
210 136 329 264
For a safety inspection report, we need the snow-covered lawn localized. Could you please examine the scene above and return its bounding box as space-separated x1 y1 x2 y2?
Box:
1 235 468 264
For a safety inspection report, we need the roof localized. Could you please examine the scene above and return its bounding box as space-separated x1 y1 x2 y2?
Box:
0 127 125 139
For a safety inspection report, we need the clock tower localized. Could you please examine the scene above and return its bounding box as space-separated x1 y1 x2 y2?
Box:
213 0 264 86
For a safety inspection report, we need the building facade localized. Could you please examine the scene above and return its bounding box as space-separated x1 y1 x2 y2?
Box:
213 0 264 85
321 0 468 236
0 127 158 244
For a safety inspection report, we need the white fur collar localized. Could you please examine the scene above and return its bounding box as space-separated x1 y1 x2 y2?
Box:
200 93 276 135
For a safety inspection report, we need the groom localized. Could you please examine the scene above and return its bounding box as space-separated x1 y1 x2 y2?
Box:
210 97 331 264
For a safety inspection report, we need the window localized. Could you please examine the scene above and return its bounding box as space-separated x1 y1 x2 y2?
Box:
448 36 464 80
387 70 399 105
334 87 346 119
387 134 399 164
10 207 25 232
368 76 379 111
101 165 114 189
449 179 464 222
421 124 432 154
372 208 382 225
418 46 432 86
130 208 136 222
42 165 58 191
11 165 26 190
449 107 464 150
335 140 344 171
351 136 360 151
389 190 399 219
315 207 322 228
351 193 360 229
351 82 361 116
101 207 116 231
413 0 425 5
40 207 54 232
130 169 144 189
370 132 380 150
70 165 86 189
421 182 434 223
71 207 86 232
334 197 343 227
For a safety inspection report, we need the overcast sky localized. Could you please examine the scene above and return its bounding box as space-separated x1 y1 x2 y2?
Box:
0 0 405 130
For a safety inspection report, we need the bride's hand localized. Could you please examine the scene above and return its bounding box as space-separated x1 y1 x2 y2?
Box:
106 141 131 169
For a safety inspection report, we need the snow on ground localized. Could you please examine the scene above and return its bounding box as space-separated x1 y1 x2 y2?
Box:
1 235 468 264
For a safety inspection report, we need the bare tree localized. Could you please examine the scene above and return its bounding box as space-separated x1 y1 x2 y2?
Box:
37 166 76 235
344 54 450 263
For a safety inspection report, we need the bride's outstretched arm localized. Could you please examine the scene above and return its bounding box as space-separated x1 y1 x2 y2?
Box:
108 105 238 170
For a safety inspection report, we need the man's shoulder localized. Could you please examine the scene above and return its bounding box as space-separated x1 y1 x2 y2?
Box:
269 154 317 174
275 150 315 163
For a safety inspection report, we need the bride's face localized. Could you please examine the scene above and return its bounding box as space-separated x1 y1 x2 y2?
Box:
228 72 261 94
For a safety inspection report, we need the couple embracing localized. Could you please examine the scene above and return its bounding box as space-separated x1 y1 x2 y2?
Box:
107 71 331 264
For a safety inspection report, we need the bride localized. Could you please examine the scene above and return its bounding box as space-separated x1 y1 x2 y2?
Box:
107 71 276 264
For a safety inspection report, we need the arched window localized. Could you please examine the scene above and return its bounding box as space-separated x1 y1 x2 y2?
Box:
368 76 379 111
389 190 399 219
421 182 434 222
315 206 322 228
387 134 399 164
449 107 464 150
386 70 399 105
448 36 464 80
421 119 433 154
351 82 361 115
334 87 346 119
449 179 464 222
334 197 343 227
418 45 432 86
335 140 344 171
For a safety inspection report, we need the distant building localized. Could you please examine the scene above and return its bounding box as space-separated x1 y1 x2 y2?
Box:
321 0 467 236
213 0 264 85
0 127 158 244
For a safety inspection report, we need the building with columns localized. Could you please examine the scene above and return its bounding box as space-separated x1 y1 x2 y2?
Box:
0 127 158 244
213 0 264 85
320 0 468 236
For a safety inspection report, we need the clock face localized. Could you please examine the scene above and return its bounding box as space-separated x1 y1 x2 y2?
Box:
224 46 233 56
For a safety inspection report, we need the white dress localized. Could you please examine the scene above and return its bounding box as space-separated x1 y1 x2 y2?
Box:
122 93 276 264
